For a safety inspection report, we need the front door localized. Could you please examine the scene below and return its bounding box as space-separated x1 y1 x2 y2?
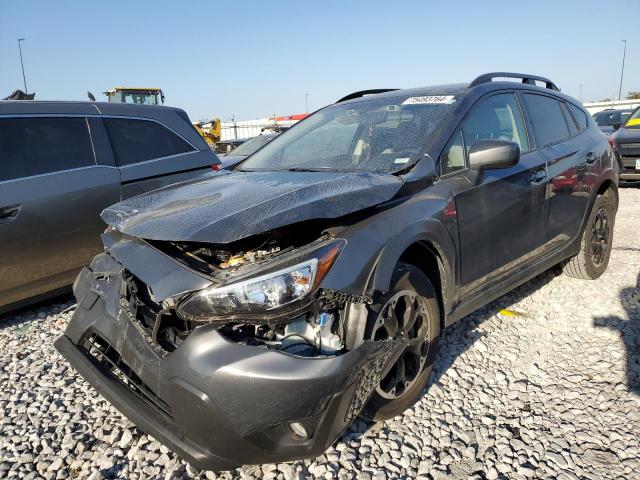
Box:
440 92 548 299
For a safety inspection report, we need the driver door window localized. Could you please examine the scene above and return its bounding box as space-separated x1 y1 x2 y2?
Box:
441 93 528 175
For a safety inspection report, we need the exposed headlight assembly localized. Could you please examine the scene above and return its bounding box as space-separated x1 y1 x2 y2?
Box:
176 240 344 323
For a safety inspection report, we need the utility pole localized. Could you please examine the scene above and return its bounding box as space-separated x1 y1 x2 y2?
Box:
618 40 627 101
305 93 310 113
579 84 583 103
18 38 28 93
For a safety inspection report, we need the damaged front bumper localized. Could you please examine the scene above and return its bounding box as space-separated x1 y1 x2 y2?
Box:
55 255 403 471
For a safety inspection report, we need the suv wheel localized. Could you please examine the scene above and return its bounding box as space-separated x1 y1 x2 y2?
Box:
361 263 440 421
564 192 615 280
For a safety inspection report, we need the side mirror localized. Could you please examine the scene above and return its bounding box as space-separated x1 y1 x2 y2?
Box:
469 140 520 170
399 154 438 194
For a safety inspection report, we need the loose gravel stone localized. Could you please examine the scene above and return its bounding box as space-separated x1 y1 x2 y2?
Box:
1 187 639 479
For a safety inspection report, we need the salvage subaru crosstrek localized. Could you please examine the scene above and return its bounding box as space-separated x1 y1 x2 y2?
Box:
56 73 618 470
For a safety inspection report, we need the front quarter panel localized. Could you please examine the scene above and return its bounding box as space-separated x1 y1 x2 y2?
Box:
320 180 458 311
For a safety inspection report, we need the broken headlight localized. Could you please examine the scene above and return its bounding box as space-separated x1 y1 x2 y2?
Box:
176 240 344 322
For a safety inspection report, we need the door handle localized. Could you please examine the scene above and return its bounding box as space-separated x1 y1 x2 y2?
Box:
0 205 21 223
529 169 547 184
585 152 598 164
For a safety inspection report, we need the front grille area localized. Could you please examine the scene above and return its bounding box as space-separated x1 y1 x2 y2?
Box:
83 333 173 420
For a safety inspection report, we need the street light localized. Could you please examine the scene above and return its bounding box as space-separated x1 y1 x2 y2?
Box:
17 38 28 94
305 93 310 113
618 40 627 101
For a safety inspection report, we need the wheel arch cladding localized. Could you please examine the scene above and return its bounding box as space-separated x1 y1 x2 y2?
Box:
368 220 455 327
597 179 618 208
398 242 447 328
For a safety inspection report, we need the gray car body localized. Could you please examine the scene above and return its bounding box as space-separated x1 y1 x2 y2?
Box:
56 79 618 470
0 101 220 313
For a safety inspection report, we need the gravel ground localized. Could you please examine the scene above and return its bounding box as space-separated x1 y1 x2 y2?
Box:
1 187 639 480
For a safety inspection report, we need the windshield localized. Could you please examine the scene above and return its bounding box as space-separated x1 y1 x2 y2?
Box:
624 108 640 128
240 95 455 173
123 92 158 105
226 135 275 157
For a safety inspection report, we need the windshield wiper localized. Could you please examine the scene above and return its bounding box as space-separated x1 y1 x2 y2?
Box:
277 167 340 172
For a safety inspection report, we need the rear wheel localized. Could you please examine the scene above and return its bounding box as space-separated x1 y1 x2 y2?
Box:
361 263 440 421
564 192 615 280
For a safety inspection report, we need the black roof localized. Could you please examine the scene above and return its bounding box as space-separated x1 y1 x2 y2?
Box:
0 100 187 117
0 100 211 150
335 72 581 107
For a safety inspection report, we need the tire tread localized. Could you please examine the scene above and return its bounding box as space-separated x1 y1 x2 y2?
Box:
564 192 614 280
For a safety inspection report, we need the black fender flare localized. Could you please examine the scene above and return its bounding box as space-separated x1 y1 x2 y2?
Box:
577 170 618 239
366 218 457 316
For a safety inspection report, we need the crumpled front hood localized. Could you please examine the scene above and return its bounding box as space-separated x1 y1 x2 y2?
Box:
101 170 403 243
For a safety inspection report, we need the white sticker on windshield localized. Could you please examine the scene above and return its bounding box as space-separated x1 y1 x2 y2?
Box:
402 95 456 105
394 157 411 164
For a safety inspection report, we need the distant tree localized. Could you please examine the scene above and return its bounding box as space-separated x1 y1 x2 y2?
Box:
600 98 612 102
626 91 640 100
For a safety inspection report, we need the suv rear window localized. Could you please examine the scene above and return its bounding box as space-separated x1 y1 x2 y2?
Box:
0 117 94 182
594 111 614 126
522 94 570 147
567 103 588 131
104 118 194 166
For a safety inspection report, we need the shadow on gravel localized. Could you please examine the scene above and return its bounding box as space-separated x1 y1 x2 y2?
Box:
593 272 640 395
428 267 559 387
347 268 560 439
0 293 75 329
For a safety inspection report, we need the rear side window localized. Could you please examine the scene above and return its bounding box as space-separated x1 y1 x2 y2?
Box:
104 118 194 166
0 117 94 182
567 103 588 131
522 94 570 147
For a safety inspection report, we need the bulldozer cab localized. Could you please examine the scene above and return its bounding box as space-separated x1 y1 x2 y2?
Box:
104 87 165 105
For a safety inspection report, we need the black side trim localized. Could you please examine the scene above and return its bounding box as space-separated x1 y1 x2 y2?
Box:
120 165 209 185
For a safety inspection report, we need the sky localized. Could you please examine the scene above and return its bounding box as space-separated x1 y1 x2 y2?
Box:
1 0 637 122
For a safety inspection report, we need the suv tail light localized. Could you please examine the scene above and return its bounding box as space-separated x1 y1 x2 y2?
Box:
212 164 221 171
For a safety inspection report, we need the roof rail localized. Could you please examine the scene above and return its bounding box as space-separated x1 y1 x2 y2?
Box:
469 72 560 92
336 89 399 103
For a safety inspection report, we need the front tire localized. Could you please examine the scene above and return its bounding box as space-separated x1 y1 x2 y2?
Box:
361 263 440 421
564 192 615 280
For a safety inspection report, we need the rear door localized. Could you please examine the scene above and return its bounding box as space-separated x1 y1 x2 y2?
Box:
520 93 595 247
440 92 548 299
0 116 120 307
103 117 215 199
